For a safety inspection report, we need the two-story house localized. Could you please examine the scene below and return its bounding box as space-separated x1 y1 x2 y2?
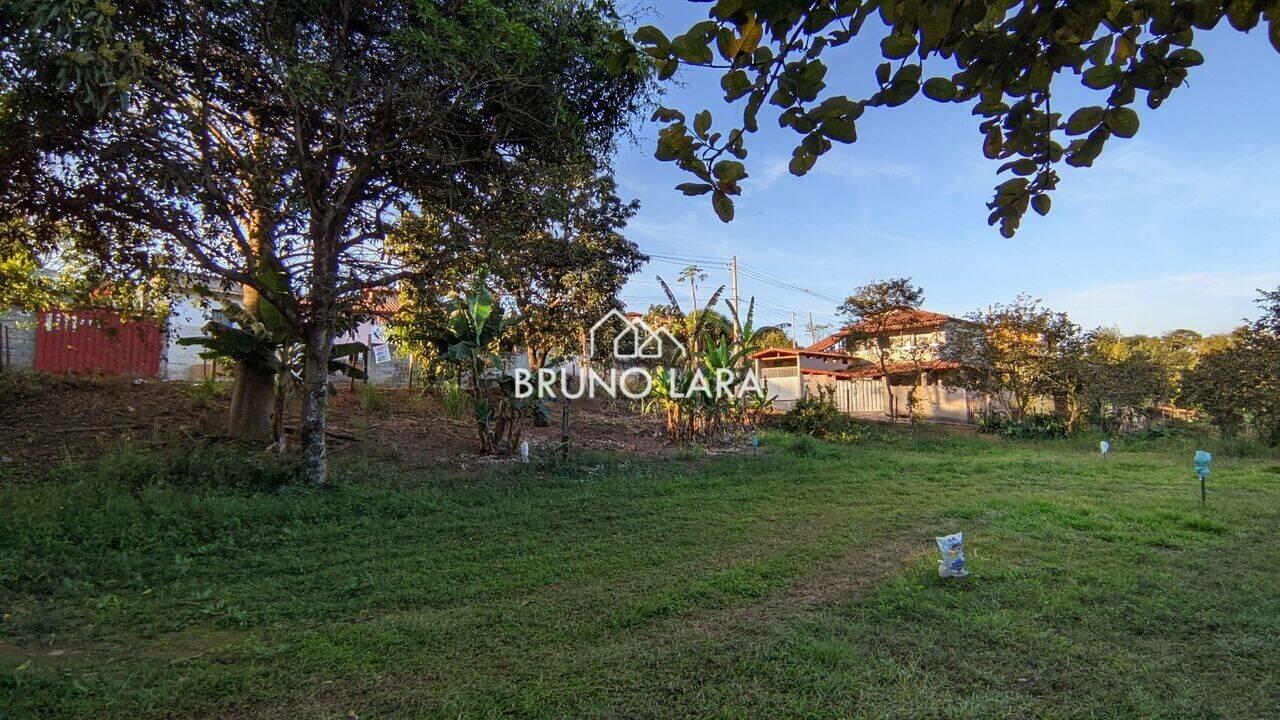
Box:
751 308 984 423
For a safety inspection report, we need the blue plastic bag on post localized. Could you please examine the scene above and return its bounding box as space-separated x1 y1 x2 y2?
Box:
1194 450 1211 479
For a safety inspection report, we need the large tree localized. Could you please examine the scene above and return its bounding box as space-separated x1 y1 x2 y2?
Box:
388 162 647 372
837 277 925 421
1073 327 1170 432
623 0 1279 234
1181 287 1280 442
943 294 1079 421
2 0 647 483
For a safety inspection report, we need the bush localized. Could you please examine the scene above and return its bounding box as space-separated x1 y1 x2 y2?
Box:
977 413 1068 440
777 394 865 444
779 396 842 436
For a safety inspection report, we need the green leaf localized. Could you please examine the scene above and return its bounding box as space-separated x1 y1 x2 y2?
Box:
672 34 713 64
875 62 891 86
716 27 740 60
1031 194 1051 216
713 160 747 183
1065 106 1105 135
880 34 918 59
880 80 918 107
1089 36 1113 66
788 147 817 176
894 64 922 85
1082 64 1121 90
921 77 957 101
1226 0 1261 31
721 70 752 101
810 95 862 121
983 128 1003 159
651 106 684 123
693 110 711 138
1067 126 1110 168
676 182 713 196
633 26 669 50
820 117 857 142
1005 158 1038 176
711 190 734 222
1104 106 1140 138
1169 48 1205 67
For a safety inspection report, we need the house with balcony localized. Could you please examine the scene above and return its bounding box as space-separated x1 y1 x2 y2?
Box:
751 308 1020 423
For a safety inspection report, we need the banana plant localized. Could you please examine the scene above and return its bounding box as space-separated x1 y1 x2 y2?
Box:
642 364 698 443
178 299 366 449
432 277 549 453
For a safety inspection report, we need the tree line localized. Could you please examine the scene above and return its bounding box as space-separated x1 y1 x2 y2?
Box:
834 278 1280 441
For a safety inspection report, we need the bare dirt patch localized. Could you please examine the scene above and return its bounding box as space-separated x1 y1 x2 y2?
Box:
0 376 675 477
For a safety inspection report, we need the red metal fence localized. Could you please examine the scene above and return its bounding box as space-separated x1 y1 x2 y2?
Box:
34 310 163 377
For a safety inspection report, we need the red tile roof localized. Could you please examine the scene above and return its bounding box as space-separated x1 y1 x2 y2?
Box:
838 359 962 379
804 309 958 352
781 360 963 380
805 332 846 353
846 308 955 334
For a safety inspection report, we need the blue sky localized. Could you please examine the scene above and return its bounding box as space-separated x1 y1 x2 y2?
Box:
612 3 1280 340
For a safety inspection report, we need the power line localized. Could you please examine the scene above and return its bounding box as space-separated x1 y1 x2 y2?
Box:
642 251 843 305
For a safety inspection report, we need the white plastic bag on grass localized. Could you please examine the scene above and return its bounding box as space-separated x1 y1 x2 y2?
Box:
936 532 969 578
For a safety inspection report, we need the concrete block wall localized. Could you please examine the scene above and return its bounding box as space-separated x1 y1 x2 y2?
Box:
164 296 214 380
0 311 37 371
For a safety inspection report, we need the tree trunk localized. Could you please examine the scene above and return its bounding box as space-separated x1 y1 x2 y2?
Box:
528 346 547 372
229 359 275 440
300 223 337 486
228 273 277 438
300 321 332 484
883 376 897 421
227 120 278 440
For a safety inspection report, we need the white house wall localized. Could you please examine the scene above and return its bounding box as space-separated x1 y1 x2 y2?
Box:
163 295 221 380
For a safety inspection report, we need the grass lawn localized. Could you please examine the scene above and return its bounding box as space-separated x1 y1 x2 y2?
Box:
2 429 1278 718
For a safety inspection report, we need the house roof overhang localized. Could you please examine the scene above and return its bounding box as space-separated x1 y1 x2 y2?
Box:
749 346 861 361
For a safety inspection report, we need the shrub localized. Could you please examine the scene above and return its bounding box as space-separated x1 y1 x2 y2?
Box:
779 395 843 437
778 394 865 444
977 413 1069 440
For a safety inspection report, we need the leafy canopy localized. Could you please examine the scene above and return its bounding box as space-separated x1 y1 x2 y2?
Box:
624 0 1280 235
943 293 1080 420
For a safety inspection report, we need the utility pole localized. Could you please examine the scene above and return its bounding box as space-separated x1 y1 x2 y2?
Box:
791 311 797 346
730 255 740 341
808 311 816 345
